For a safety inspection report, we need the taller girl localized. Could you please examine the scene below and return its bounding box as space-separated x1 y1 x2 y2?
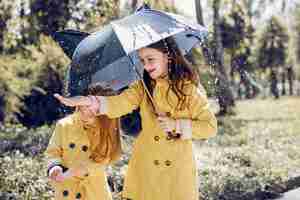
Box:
55 37 217 200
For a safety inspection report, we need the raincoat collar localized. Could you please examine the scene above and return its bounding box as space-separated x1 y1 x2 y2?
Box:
155 75 169 86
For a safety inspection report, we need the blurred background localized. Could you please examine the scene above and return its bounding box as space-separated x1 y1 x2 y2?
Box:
0 0 299 199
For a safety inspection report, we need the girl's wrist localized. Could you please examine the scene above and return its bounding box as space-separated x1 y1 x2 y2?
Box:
177 119 192 140
48 165 62 177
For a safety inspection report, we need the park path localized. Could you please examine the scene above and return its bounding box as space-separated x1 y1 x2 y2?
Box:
274 188 300 200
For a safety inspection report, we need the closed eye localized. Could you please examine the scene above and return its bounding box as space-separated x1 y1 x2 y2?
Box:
148 58 155 62
140 57 155 65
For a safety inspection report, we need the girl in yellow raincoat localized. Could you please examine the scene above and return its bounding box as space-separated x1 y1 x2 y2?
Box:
46 85 121 200
55 37 217 200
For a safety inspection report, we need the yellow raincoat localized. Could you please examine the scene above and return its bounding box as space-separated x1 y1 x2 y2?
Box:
101 79 217 200
45 113 113 200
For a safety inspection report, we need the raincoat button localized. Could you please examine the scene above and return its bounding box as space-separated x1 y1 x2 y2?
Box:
76 192 82 199
154 160 160 165
69 143 75 149
154 136 160 141
165 160 172 166
81 145 88 152
62 190 69 197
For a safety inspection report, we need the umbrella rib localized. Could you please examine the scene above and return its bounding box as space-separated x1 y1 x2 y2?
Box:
140 25 155 41
132 27 137 50
141 9 195 31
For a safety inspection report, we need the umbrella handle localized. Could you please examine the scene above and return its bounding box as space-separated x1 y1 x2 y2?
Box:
166 131 181 140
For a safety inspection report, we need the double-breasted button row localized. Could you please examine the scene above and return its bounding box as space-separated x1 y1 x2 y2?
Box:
81 145 88 152
76 192 82 199
69 143 76 149
68 143 88 152
63 190 69 196
154 135 179 141
153 160 172 166
165 160 172 166
62 190 82 199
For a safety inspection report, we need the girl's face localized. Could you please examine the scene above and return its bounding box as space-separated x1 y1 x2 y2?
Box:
78 106 96 125
138 47 169 79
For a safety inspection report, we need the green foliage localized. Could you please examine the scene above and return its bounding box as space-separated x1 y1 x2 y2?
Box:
0 124 51 155
220 2 255 72
0 0 122 125
0 1 14 51
295 7 300 64
0 35 69 123
199 71 216 97
199 147 288 200
29 0 71 35
16 35 69 127
24 35 69 77
143 0 176 12
1 97 300 199
257 17 289 69
0 153 52 200
67 0 120 32
0 54 36 121
220 5 248 49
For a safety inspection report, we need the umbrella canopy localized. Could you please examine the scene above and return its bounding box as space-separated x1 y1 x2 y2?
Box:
52 30 90 59
111 5 208 54
53 4 209 95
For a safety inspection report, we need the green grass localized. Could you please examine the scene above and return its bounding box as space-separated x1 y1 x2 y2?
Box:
0 96 299 199
195 96 300 199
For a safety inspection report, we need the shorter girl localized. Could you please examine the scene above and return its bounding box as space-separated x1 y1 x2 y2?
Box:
45 85 121 200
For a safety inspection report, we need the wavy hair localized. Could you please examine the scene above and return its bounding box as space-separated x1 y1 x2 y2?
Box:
82 84 121 163
143 37 199 110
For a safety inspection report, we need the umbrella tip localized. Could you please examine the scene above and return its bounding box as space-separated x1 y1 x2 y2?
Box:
136 3 151 12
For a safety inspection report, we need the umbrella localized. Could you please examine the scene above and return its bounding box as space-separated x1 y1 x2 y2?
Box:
52 29 90 59
53 4 209 95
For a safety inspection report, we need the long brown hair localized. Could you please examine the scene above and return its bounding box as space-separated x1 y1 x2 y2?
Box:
82 84 121 164
143 37 199 110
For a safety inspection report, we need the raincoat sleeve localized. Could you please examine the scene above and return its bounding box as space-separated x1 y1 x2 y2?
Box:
45 122 64 174
97 81 144 118
179 84 217 140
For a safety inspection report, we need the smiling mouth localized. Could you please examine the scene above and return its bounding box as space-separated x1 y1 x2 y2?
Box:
148 69 156 74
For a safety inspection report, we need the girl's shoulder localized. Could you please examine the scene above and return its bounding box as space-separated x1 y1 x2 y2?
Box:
56 113 78 128
123 80 145 96
182 81 208 100
131 80 144 90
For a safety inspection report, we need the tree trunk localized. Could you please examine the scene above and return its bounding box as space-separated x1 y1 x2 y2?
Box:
212 0 235 115
131 0 138 11
194 0 235 115
194 0 204 26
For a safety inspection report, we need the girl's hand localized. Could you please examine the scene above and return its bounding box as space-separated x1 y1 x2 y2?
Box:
60 165 88 180
53 168 82 182
54 172 67 182
48 166 63 181
157 116 179 133
54 94 92 107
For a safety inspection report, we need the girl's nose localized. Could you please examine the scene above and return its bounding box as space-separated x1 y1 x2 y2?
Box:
143 63 150 69
144 63 154 71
